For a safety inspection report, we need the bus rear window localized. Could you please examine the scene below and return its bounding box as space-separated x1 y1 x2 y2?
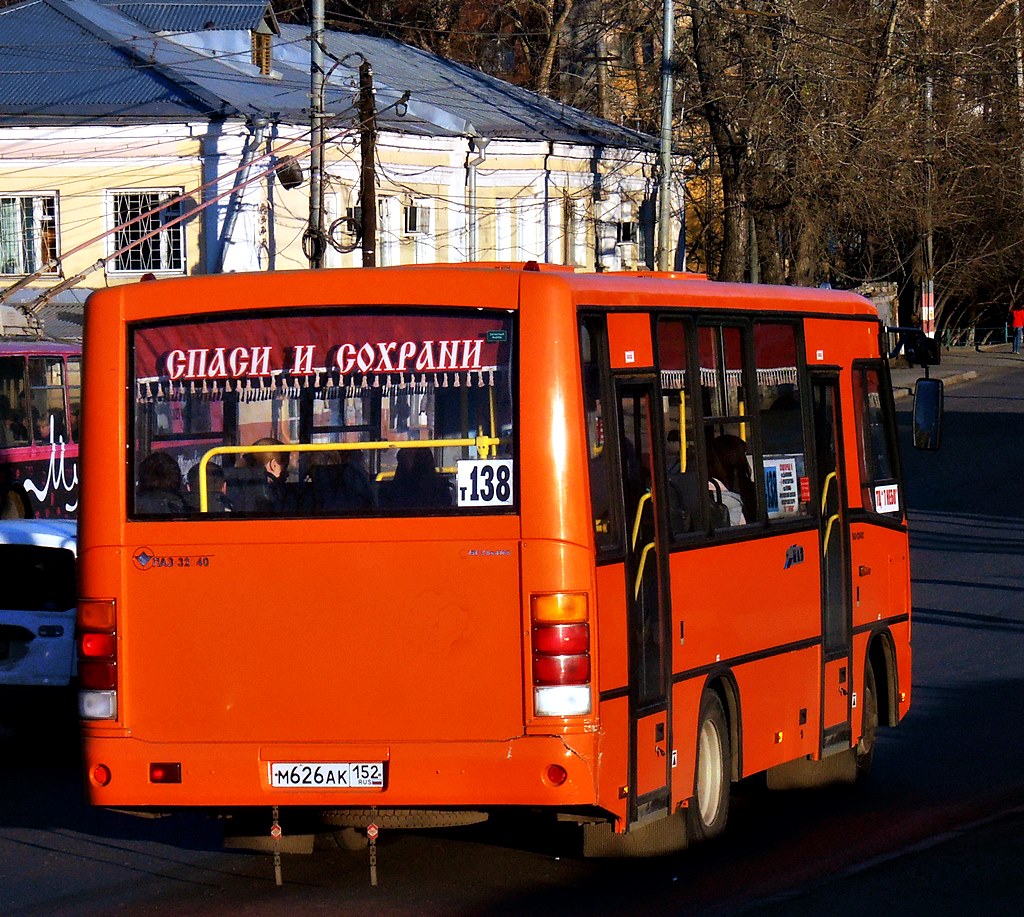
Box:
130 308 516 518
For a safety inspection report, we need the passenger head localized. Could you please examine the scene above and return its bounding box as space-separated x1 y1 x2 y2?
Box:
138 451 182 493
395 447 436 479
187 460 225 494
250 436 289 479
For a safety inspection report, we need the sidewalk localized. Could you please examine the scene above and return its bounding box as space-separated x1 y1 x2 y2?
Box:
888 342 1024 400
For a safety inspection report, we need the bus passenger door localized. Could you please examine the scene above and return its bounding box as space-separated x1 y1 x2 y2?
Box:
615 379 671 828
810 374 853 753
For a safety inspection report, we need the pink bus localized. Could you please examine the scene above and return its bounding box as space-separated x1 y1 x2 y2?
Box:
0 340 81 519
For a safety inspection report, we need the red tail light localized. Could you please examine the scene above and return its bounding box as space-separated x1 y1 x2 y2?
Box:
532 622 589 655
530 593 592 716
533 653 590 685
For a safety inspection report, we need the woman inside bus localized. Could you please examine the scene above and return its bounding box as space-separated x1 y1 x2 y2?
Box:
381 447 451 510
706 435 749 527
136 451 186 515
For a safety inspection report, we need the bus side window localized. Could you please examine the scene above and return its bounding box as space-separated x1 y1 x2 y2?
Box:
580 318 619 553
852 363 901 517
0 356 30 446
657 318 700 538
755 322 810 519
698 324 756 529
28 356 66 445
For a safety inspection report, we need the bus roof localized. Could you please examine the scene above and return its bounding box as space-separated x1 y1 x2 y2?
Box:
88 264 879 323
0 339 81 356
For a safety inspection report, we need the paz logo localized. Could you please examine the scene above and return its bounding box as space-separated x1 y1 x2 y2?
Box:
133 547 155 571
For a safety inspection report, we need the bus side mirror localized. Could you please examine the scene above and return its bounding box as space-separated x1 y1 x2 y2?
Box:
912 378 943 450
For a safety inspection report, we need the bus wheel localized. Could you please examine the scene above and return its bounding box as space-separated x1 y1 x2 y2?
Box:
856 663 878 781
687 691 731 842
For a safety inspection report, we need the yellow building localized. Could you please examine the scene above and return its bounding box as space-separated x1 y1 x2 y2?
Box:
0 1 680 336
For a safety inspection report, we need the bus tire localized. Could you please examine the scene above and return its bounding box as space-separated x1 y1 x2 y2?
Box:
1 485 31 520
856 662 878 782
321 807 488 830
686 690 731 843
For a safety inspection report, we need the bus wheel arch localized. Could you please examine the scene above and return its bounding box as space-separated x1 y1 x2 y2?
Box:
867 630 897 727
857 631 895 782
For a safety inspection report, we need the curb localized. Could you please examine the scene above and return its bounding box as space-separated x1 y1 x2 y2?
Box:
892 370 978 401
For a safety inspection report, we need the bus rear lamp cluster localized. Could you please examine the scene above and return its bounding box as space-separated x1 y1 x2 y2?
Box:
531 592 592 716
77 599 118 720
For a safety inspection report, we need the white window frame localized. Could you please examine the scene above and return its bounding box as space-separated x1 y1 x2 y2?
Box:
407 199 435 264
571 197 589 268
495 199 513 259
377 196 400 266
402 200 431 237
0 193 59 275
515 198 543 261
107 189 186 275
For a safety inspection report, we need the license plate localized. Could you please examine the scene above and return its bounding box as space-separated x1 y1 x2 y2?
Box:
268 761 385 788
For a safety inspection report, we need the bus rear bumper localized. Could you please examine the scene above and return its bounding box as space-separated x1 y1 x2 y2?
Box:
81 733 600 810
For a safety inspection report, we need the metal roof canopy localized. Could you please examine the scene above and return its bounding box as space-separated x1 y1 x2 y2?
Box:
0 0 656 148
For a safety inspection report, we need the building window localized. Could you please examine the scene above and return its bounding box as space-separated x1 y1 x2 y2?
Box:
0 194 58 275
616 200 639 244
110 191 185 274
402 202 431 236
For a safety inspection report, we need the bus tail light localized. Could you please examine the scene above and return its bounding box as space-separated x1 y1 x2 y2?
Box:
77 599 118 720
531 592 592 717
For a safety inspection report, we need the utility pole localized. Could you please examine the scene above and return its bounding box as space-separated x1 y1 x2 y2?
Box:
921 0 935 336
308 0 325 269
1015 2 1024 187
657 0 675 271
358 59 377 267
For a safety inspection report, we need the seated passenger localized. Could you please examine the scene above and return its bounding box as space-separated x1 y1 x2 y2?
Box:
185 460 232 513
381 447 451 509
246 437 300 513
710 434 755 523
136 451 186 514
307 449 375 512
706 437 747 527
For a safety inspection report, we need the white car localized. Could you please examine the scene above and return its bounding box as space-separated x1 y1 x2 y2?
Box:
0 519 77 686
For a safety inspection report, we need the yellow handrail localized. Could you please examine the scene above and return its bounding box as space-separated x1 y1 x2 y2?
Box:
196 434 502 512
634 542 655 599
820 471 837 515
630 492 652 549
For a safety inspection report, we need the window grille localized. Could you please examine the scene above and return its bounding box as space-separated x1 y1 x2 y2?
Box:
111 191 184 274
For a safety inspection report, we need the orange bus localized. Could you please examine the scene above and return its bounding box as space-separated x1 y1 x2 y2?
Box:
77 264 921 855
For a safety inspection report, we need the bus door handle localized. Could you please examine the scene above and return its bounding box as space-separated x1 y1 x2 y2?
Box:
634 542 655 599
820 471 837 515
823 513 840 554
630 491 652 549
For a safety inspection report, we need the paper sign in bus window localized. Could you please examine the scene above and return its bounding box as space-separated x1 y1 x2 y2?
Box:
764 456 800 517
874 483 900 514
456 459 514 507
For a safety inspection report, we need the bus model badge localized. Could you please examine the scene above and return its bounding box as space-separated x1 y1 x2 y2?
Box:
784 545 805 569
